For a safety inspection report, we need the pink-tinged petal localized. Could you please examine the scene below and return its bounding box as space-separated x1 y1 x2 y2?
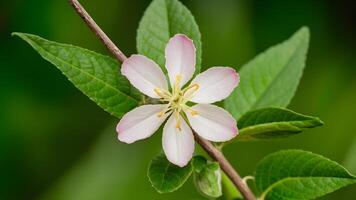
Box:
187 67 239 104
165 34 196 88
185 104 238 142
162 114 195 167
121 55 168 98
117 104 170 144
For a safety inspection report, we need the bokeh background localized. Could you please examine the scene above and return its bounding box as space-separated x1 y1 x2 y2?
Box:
1 0 355 199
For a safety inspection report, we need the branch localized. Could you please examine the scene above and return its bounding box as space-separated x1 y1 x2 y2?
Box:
194 135 256 200
68 0 127 62
68 0 256 199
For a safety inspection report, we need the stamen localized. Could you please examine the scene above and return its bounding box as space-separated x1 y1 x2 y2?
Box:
173 74 183 94
154 88 171 100
157 111 166 117
183 83 200 93
190 110 199 116
182 105 199 116
157 103 172 118
175 74 182 84
174 111 182 131
182 83 200 102
176 121 182 131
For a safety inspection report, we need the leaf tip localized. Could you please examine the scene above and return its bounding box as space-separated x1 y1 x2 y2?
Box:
297 26 310 41
300 26 310 34
315 117 325 126
11 32 28 41
11 32 21 37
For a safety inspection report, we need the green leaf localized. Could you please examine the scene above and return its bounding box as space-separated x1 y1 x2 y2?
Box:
13 32 140 118
234 107 323 142
193 159 222 199
137 0 202 73
225 27 309 120
148 153 193 193
255 150 356 200
192 155 208 173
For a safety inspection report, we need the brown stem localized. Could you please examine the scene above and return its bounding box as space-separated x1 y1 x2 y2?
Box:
68 0 127 62
194 134 256 200
68 0 256 199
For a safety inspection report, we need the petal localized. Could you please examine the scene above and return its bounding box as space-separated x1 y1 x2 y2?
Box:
121 55 168 98
185 104 238 142
162 114 195 167
187 67 239 104
165 34 196 88
117 104 170 144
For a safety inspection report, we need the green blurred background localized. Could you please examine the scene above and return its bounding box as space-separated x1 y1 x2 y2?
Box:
1 0 355 199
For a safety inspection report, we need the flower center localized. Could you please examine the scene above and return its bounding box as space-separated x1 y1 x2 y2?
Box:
154 74 200 130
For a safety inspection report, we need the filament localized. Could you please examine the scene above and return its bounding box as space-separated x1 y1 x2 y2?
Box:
174 111 182 131
157 103 172 117
154 88 171 100
182 83 200 102
182 104 199 116
173 74 183 94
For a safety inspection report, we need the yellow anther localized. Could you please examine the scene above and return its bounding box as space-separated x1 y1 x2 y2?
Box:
190 110 199 116
154 88 171 100
154 88 164 97
157 111 165 117
174 110 183 131
156 104 172 118
182 105 199 116
154 88 161 94
183 83 200 94
176 121 182 131
190 83 200 91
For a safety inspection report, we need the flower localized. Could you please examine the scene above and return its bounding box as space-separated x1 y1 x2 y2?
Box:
117 34 239 167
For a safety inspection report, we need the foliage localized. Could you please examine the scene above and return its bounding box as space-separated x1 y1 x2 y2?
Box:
137 0 202 74
13 0 355 199
225 27 309 120
148 154 193 193
13 33 141 118
255 150 356 200
233 107 323 142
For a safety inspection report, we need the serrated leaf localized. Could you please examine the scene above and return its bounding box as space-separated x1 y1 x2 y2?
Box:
255 150 356 200
193 161 222 198
148 154 193 193
13 32 141 118
225 27 309 120
233 107 323 142
137 0 202 74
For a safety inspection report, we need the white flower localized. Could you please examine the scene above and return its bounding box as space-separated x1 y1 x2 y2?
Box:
117 34 239 167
